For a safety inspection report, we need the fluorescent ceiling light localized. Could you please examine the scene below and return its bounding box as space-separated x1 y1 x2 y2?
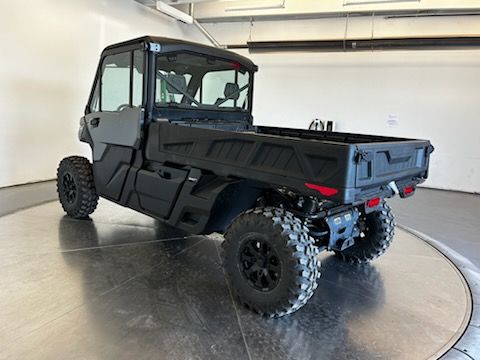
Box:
156 1 193 24
343 0 420 5
225 0 286 12
161 0 218 3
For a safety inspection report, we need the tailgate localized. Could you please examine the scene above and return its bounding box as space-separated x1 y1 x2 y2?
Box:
355 140 432 188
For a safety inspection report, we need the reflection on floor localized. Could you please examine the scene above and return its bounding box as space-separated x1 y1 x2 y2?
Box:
0 199 471 360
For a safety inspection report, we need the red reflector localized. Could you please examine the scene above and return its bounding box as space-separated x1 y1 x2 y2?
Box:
305 183 338 196
404 186 414 195
231 61 241 70
366 197 381 208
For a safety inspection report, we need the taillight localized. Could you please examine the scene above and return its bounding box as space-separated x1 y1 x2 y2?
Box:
404 186 414 195
305 183 338 196
366 197 381 208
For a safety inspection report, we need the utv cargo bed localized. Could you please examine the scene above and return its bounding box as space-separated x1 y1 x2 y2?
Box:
145 122 432 204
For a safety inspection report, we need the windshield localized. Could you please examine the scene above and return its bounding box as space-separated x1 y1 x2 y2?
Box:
155 52 251 112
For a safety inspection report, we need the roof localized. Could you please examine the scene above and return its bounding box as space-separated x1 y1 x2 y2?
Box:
102 36 258 72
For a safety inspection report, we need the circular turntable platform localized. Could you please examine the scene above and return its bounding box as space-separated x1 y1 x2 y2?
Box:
0 199 471 359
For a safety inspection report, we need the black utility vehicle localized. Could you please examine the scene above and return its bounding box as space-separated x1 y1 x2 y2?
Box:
57 36 433 317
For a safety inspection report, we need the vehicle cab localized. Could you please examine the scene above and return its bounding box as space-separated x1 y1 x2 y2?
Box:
82 36 258 146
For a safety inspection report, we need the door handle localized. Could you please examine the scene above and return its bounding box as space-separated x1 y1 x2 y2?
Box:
90 118 100 127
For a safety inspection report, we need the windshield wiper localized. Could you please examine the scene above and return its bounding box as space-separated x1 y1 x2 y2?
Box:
156 72 201 107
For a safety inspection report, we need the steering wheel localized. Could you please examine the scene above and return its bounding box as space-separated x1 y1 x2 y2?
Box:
116 104 130 112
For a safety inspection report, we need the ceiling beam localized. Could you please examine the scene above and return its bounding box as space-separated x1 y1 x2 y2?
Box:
196 8 480 23
226 36 480 52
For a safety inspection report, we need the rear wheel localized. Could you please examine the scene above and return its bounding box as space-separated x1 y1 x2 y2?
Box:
222 207 320 317
57 156 98 219
335 202 395 263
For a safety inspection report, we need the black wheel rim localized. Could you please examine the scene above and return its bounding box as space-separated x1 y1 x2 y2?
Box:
239 237 281 292
62 172 77 204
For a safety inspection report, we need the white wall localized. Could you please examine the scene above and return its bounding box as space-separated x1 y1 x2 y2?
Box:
247 50 480 193
0 0 205 188
204 18 480 193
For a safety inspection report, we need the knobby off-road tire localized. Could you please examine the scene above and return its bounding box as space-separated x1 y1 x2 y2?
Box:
222 207 321 317
57 156 98 219
335 202 395 264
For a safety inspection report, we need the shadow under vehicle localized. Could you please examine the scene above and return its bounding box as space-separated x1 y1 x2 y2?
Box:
56 36 433 317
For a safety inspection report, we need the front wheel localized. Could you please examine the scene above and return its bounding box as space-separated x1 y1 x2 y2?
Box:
335 202 395 263
57 156 98 219
222 207 320 317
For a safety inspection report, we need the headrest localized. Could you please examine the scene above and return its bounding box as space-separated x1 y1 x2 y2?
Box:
166 74 187 94
224 83 240 100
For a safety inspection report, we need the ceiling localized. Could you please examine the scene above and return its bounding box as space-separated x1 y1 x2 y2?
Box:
137 0 480 23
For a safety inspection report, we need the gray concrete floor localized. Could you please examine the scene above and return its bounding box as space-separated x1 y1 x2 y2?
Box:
0 184 473 359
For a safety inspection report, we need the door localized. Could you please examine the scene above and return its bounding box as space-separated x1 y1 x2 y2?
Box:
84 50 144 201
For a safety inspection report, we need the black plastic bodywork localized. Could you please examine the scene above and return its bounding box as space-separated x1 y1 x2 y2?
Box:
80 36 433 236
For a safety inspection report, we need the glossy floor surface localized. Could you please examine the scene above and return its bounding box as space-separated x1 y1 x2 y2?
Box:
391 188 480 268
0 199 471 360
391 189 480 359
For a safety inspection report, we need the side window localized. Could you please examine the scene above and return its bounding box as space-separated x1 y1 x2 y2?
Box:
132 50 144 107
88 50 144 113
90 81 100 112
101 52 131 111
